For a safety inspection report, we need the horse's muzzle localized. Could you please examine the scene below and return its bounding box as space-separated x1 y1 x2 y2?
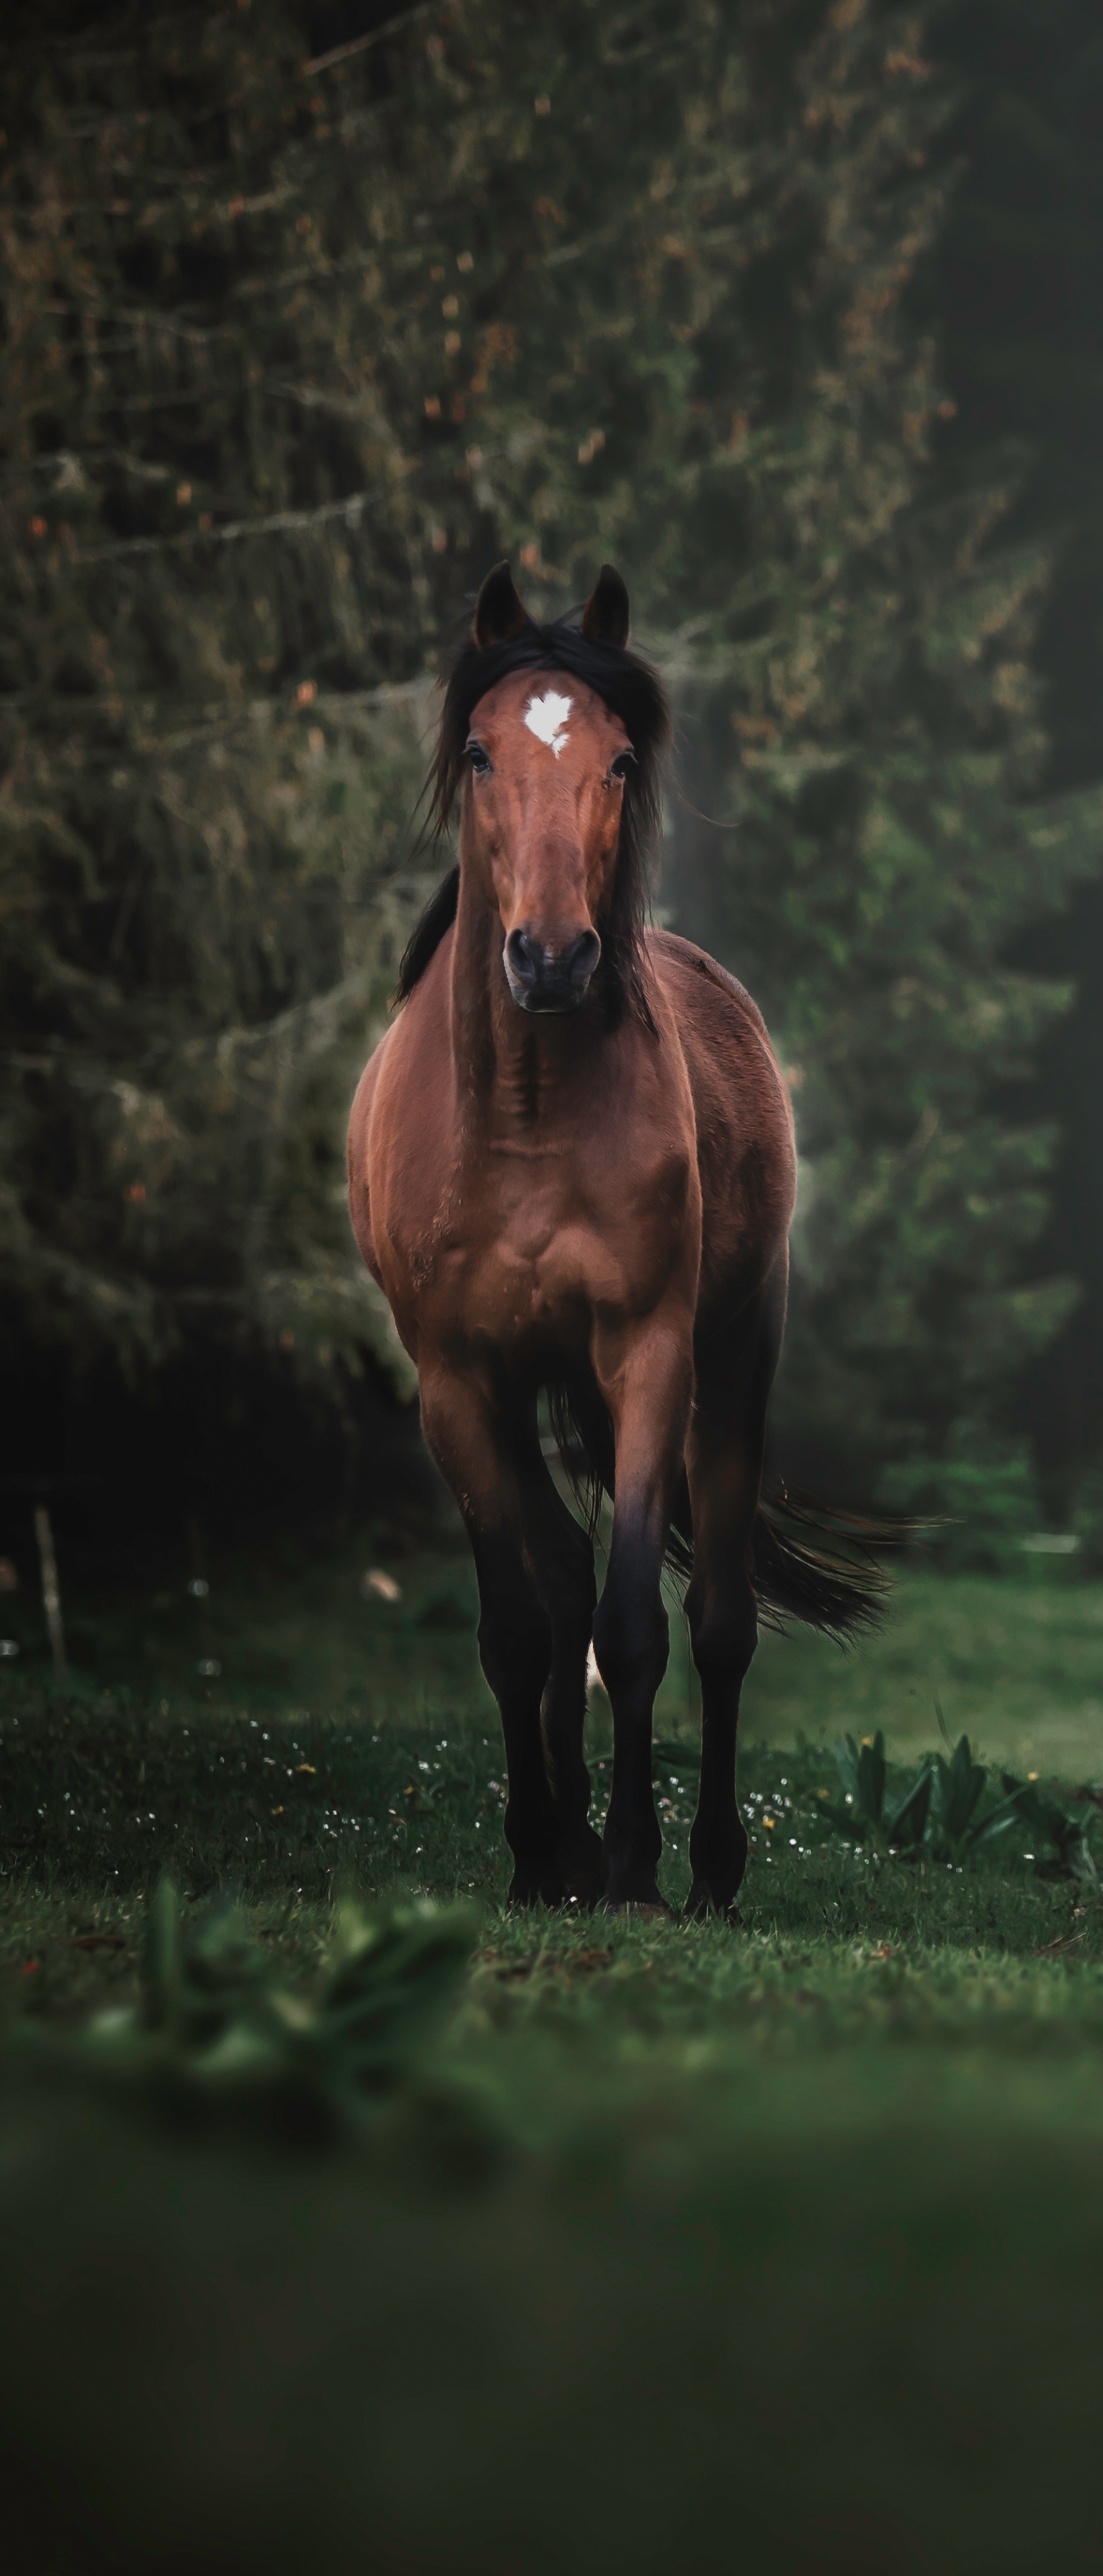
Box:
504 926 601 1013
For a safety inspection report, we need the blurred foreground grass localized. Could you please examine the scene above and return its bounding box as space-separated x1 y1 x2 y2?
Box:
3 1854 1103 2573
1 1568 1102 2570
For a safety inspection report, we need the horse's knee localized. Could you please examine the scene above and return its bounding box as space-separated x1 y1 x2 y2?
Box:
472 1536 550 1701
687 1583 757 1687
533 1546 596 1653
592 1585 668 1697
477 1599 549 1703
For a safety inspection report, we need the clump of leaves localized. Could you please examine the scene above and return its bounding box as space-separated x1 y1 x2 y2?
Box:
1002 1778 1100 1888
9 1882 484 2148
927 1734 1020 1866
817 1731 931 1856
809 1719 1100 1886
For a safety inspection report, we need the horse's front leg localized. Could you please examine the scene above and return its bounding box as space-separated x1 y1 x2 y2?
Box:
418 1364 556 1902
512 1411 606 1907
590 1305 694 1911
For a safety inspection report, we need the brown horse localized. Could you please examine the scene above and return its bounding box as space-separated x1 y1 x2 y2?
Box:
348 561 881 1916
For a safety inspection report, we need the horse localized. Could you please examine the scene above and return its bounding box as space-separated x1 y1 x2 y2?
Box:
348 559 882 1916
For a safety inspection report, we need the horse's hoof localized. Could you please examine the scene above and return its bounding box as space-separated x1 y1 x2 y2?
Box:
684 1880 741 1925
601 1889 674 1921
556 1827 607 1911
507 1840 606 1913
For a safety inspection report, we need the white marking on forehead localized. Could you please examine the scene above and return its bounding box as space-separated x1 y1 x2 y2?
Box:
523 689 573 757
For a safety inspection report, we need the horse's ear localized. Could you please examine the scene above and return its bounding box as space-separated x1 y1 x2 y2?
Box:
582 564 630 649
474 560 529 648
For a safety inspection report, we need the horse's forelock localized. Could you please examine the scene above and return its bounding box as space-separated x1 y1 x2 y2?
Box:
433 617 670 826
397 614 669 1019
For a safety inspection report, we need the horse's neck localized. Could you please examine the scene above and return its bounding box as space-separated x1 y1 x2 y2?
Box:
448 877 604 1133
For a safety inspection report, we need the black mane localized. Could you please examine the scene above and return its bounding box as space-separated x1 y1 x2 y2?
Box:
395 606 671 1024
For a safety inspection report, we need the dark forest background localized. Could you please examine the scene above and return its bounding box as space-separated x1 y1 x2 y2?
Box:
5 0 1103 1579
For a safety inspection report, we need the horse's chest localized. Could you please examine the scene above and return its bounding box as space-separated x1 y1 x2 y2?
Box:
384 1150 668 1352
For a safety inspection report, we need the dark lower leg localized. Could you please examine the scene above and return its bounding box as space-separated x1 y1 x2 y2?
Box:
419 1371 564 1905
471 1530 556 1900
682 1309 778 1919
684 1576 755 1918
593 1536 670 1906
686 1699 749 1917
516 1449 605 1905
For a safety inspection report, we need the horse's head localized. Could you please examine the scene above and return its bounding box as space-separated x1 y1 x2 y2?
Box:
461 564 635 1014
399 564 669 1026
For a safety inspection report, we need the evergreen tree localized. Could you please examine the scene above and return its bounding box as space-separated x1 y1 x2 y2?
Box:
350 0 1102 1501
0 3 427 1394
923 0 1103 1487
3 0 1097 1523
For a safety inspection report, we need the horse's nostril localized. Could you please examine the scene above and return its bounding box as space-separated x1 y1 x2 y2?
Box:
505 928 540 985
564 929 601 987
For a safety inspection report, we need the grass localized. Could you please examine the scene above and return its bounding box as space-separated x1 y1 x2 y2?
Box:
742 1559 1103 1776
3 1562 1103 2568
7 1529 1103 1771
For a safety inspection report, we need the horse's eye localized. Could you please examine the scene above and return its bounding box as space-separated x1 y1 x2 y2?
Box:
609 750 634 783
467 739 492 774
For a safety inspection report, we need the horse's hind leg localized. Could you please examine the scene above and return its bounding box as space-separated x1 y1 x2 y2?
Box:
418 1365 556 1902
683 1281 784 1920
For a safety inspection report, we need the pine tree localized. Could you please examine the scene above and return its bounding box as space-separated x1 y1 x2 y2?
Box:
3 0 1097 1523
0 4 428 1393
346 0 1103 1501
923 0 1103 1489
623 3 1103 1501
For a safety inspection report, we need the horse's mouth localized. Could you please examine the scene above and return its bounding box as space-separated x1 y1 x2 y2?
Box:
510 983 589 1015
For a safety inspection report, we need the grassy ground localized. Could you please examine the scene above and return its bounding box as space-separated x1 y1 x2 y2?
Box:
742 1559 1103 1776
6 1527 1103 1768
2 1562 1103 2569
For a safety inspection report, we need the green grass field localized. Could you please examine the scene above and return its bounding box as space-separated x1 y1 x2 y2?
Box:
7 1527 1103 1774
2 1560 1103 2570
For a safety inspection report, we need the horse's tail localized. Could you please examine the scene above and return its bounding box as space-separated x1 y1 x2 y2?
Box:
746 1488 893 1642
545 1370 895 1644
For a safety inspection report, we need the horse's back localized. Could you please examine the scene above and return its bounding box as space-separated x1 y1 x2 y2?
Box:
648 928 795 1309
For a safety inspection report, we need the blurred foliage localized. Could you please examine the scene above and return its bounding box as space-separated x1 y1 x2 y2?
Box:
10 1878 485 2143
878 1419 1041 1569
3 1851 1103 2566
1071 1462 1103 1573
1002 1770 1099 1888
922 0 1103 1487
3 0 1103 1507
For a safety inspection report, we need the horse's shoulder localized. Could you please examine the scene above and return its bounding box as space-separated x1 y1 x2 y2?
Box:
647 928 771 1045
349 1019 394 1135
647 928 792 1163
347 1020 403 1277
